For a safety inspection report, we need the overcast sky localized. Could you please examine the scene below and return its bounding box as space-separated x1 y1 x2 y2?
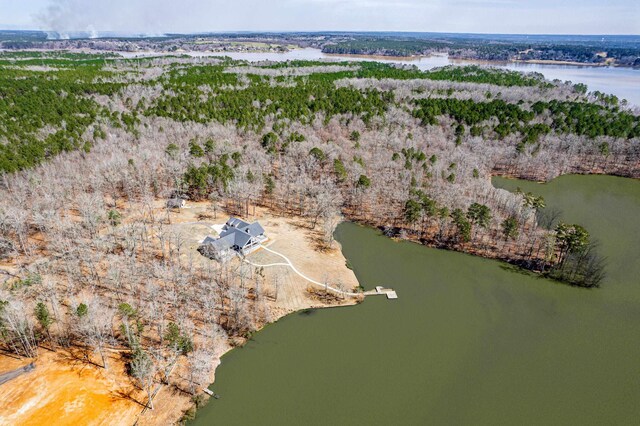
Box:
1 0 638 35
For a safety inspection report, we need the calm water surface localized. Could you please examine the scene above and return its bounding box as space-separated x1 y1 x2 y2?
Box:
121 48 640 106
192 175 640 426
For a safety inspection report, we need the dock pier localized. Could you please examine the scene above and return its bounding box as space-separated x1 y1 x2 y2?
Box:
364 286 398 299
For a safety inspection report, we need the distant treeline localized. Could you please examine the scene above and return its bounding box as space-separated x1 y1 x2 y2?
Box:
321 37 640 67
2 31 639 66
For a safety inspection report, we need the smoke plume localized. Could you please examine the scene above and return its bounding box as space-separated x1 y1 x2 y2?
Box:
33 0 171 39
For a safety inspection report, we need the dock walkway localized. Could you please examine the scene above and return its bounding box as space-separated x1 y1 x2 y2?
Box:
364 286 398 299
244 244 397 300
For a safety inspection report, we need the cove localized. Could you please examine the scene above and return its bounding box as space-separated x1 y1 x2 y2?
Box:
192 174 640 425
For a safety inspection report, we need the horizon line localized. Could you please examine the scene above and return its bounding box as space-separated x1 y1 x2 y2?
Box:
1 28 639 37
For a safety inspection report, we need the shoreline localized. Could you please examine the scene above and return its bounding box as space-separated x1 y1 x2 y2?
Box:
511 58 618 67
182 293 361 424
0 51 637 425
2 172 636 424
321 50 639 69
0 282 361 426
3 46 639 70
323 52 439 62
0 207 364 426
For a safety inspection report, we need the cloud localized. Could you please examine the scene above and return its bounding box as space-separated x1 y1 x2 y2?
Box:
27 0 640 35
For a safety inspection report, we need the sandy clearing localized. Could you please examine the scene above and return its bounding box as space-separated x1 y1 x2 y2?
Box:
171 204 361 311
0 350 143 426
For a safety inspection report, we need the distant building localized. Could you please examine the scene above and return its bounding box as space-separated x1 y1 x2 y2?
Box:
198 217 267 262
166 198 186 209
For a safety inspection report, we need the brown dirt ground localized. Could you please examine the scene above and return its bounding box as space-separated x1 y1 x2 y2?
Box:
169 203 361 315
0 202 362 426
0 350 143 426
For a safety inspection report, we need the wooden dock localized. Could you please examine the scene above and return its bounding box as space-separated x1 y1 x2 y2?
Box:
203 388 220 399
364 286 398 300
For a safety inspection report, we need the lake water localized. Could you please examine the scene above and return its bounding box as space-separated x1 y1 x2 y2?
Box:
120 48 640 106
192 175 640 425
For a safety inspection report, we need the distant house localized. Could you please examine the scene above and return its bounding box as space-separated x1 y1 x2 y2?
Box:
166 198 186 209
198 217 267 262
166 191 189 209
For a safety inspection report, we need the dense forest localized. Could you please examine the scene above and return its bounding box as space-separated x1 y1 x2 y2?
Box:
1 52 638 276
0 51 638 420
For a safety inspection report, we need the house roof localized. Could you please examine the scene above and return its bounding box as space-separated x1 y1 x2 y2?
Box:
204 233 235 251
203 217 265 254
246 222 265 237
219 227 252 248
202 236 217 245
225 217 251 230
